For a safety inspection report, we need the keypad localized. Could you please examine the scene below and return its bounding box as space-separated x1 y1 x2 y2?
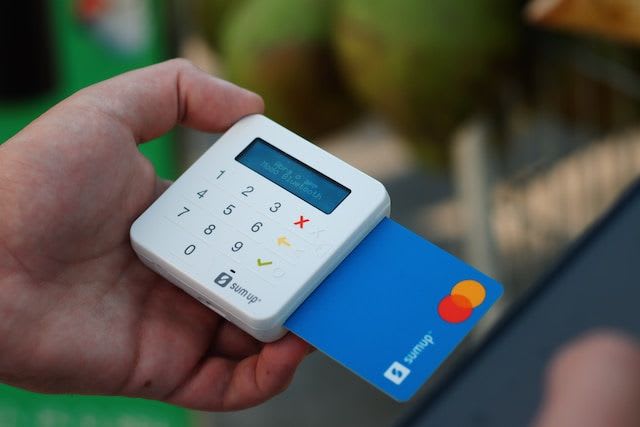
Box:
153 163 331 292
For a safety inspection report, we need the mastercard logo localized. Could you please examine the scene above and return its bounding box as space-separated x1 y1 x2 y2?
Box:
438 280 486 323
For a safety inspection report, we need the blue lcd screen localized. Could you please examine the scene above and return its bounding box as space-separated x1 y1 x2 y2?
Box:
236 138 351 214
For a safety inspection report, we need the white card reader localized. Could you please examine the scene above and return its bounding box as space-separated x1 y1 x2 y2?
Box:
130 114 390 342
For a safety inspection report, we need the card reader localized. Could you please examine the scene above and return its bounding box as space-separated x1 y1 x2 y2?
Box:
131 114 390 342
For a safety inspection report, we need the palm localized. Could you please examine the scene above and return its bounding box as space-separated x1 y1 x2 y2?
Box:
0 60 309 411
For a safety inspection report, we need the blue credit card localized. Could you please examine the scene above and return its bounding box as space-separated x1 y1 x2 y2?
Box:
285 218 503 401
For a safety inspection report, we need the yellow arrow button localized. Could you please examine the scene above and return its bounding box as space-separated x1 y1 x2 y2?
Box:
277 236 291 247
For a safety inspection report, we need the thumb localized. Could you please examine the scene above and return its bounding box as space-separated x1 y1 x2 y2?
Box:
154 178 173 198
533 331 640 427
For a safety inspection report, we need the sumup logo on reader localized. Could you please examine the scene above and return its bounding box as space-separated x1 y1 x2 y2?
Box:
214 270 262 305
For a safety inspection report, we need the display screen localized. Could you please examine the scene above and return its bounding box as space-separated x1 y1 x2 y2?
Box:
236 138 351 214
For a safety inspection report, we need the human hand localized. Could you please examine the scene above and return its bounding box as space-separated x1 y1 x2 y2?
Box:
0 59 310 411
533 331 640 427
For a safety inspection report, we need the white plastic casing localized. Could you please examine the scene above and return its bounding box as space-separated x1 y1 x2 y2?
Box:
130 115 390 342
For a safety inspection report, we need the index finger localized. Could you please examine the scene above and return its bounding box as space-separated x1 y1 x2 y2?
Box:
165 334 311 411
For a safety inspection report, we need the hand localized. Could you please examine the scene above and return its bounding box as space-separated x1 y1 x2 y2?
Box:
0 59 310 411
533 331 640 427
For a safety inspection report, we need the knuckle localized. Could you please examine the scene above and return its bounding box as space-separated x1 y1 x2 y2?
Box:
165 58 196 73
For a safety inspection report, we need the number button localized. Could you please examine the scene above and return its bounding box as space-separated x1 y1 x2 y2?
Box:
241 186 254 197
177 206 191 217
166 222 213 273
224 232 264 266
225 237 253 265
233 213 272 245
269 202 282 213
223 204 236 216
203 224 216 236
165 198 226 246
196 189 208 199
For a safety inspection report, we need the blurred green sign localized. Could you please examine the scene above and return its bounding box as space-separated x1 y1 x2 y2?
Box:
0 1 186 425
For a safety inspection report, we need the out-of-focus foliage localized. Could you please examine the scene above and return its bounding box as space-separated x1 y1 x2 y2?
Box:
189 0 245 50
220 0 359 137
334 0 519 164
190 0 524 166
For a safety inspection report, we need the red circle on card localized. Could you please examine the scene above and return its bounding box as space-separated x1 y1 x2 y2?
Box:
438 294 473 323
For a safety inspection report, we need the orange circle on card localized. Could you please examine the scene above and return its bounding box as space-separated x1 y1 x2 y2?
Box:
451 280 486 308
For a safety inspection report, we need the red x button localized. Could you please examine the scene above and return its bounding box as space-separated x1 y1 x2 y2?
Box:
294 215 310 229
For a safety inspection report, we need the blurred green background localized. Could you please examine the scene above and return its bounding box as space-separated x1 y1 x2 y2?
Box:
0 0 176 178
1 0 640 426
0 0 186 426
